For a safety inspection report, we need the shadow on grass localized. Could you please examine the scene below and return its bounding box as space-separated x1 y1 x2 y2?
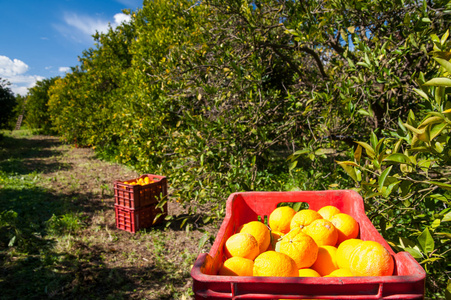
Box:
0 135 70 175
0 134 193 300
0 184 191 300
1 248 190 300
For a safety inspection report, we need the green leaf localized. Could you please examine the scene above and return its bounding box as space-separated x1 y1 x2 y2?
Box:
445 279 451 300
403 123 425 135
379 166 392 190
288 160 298 171
430 123 447 140
442 211 451 222
405 247 423 259
399 236 416 248
418 228 434 254
198 232 210 249
354 145 362 164
431 218 441 230
407 110 416 125
383 180 400 198
292 202 303 212
8 236 16 247
413 88 429 100
383 153 412 165
370 132 378 150
354 141 375 159
357 109 371 116
336 161 359 182
423 77 451 87
425 181 451 190
357 62 370 68
292 149 310 156
441 29 449 45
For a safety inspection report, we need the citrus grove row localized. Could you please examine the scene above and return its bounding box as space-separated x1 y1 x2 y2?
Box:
219 205 394 278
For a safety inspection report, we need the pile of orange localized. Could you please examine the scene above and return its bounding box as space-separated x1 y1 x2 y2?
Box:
218 204 394 278
123 176 154 186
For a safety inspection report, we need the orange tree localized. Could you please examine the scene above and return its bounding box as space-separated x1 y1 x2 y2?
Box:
336 32 451 297
0 78 17 130
46 0 450 216
24 77 59 133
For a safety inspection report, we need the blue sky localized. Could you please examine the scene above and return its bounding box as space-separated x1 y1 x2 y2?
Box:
0 0 142 96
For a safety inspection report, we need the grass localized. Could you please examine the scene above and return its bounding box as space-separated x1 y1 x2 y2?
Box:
0 130 214 299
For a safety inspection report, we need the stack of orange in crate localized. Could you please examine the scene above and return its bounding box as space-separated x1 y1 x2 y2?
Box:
113 174 168 233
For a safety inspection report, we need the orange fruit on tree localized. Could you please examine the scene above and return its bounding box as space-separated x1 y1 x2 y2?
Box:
224 232 259 260
330 213 359 244
290 209 323 230
336 238 363 270
298 268 321 277
267 230 284 251
219 257 254 276
311 245 339 276
279 227 318 269
239 221 271 254
253 251 298 277
317 205 341 221
302 218 338 246
269 206 296 234
324 268 354 277
349 241 394 276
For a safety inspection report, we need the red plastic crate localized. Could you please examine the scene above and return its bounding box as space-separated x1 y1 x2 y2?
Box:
115 202 167 233
114 174 168 209
191 190 426 299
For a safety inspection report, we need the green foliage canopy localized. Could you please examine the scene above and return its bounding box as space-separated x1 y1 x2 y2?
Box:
25 77 59 133
0 78 17 130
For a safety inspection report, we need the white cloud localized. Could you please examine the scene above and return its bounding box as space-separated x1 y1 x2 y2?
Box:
56 12 131 44
0 56 29 77
0 55 44 96
114 13 131 25
63 13 110 37
59 67 71 73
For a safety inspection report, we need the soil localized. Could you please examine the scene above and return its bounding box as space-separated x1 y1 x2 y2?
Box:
1 133 220 299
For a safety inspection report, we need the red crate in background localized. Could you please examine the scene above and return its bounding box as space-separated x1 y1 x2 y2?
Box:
191 190 426 300
115 202 167 233
114 174 167 209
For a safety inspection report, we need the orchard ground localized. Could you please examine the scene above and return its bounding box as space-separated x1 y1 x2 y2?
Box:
0 130 219 299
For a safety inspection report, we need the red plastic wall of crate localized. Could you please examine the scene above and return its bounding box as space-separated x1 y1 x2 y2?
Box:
114 174 167 209
115 203 167 233
191 190 426 300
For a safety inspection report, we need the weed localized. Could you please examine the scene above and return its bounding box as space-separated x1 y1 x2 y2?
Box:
46 213 83 236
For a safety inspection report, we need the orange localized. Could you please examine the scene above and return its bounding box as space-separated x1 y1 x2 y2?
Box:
336 238 363 270
279 227 318 269
239 221 271 254
330 213 359 244
302 218 338 246
253 251 298 277
219 257 254 276
224 232 259 260
298 268 321 277
269 206 296 234
349 241 394 276
317 205 341 221
324 268 354 277
290 209 323 230
267 230 284 251
311 245 339 276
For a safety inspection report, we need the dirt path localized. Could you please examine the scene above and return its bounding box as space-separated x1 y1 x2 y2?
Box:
1 132 218 299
